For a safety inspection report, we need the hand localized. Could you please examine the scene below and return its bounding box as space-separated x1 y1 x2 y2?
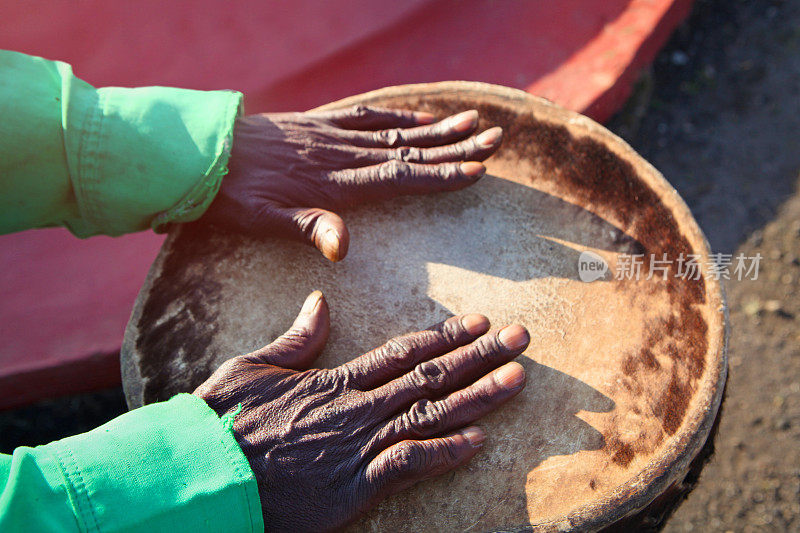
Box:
194 291 529 531
203 106 503 261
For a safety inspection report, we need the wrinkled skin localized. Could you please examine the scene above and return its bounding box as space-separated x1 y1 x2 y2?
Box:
197 106 519 530
203 105 503 261
194 291 529 531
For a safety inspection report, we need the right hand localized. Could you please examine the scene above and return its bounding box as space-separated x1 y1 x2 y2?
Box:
194 291 529 531
203 106 502 262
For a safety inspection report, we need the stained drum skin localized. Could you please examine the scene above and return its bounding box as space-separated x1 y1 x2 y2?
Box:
122 82 727 532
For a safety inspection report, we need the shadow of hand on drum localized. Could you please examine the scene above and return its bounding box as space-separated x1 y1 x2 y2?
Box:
443 359 616 529
391 359 616 530
513 360 615 467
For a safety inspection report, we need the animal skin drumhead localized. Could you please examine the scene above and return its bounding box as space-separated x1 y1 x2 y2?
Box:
121 82 727 532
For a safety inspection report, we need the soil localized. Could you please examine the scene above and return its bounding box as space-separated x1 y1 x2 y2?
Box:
1 0 799 531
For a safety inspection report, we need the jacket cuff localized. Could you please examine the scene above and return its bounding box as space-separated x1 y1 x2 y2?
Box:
41 394 263 532
62 75 243 237
151 92 243 233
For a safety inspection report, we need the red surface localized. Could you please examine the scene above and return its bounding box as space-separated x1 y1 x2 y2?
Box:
0 230 163 407
0 0 692 409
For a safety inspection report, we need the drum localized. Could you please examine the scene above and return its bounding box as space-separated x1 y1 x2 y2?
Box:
121 82 727 531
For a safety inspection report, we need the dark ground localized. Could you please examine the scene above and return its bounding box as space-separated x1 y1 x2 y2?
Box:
2 0 799 530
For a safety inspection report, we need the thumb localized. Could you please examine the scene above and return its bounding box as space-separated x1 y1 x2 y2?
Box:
270 205 350 262
245 291 330 370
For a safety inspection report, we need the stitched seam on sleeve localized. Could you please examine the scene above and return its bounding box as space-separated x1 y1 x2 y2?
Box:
74 89 104 229
53 445 101 533
218 414 257 533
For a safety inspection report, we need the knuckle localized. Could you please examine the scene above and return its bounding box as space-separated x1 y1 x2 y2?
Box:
379 159 412 182
447 161 464 177
437 319 461 344
405 399 445 434
470 343 494 368
350 104 371 118
281 325 314 348
334 364 357 390
446 141 468 160
432 120 451 135
306 368 344 392
217 356 247 374
411 360 447 392
441 440 461 463
476 333 504 361
374 128 401 147
390 441 428 473
434 162 458 181
457 141 472 158
383 338 416 369
290 209 320 235
394 146 421 162
471 136 485 152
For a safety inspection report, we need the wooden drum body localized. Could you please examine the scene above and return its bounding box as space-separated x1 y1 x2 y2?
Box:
121 82 727 531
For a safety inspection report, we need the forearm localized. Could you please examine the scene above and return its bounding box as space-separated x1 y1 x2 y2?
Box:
0 50 242 237
0 394 263 532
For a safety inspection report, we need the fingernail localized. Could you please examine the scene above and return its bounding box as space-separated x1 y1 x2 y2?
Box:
414 111 435 124
462 426 486 447
476 127 503 148
498 324 529 351
450 110 479 132
461 314 489 335
495 362 526 389
321 229 340 262
460 162 486 177
300 290 323 314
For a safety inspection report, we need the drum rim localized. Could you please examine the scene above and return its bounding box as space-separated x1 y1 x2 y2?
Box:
122 81 728 531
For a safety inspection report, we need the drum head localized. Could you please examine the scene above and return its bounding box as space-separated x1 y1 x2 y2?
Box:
122 82 727 531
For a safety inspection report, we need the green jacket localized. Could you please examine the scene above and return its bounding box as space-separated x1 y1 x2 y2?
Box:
0 51 264 532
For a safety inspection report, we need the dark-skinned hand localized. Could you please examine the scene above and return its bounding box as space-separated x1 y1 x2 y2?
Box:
193 291 529 532
203 106 503 261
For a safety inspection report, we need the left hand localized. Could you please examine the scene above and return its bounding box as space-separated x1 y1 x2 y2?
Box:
193 291 528 531
203 106 502 261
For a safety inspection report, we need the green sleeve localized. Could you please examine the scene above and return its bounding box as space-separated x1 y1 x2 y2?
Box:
0 394 264 532
0 50 243 236
0 52 263 530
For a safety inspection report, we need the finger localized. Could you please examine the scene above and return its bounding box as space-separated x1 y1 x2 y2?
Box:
374 362 526 447
316 105 435 130
261 205 350 262
370 325 529 415
364 427 485 497
333 160 486 203
243 291 330 370
340 314 490 390
340 110 480 148
354 127 502 165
